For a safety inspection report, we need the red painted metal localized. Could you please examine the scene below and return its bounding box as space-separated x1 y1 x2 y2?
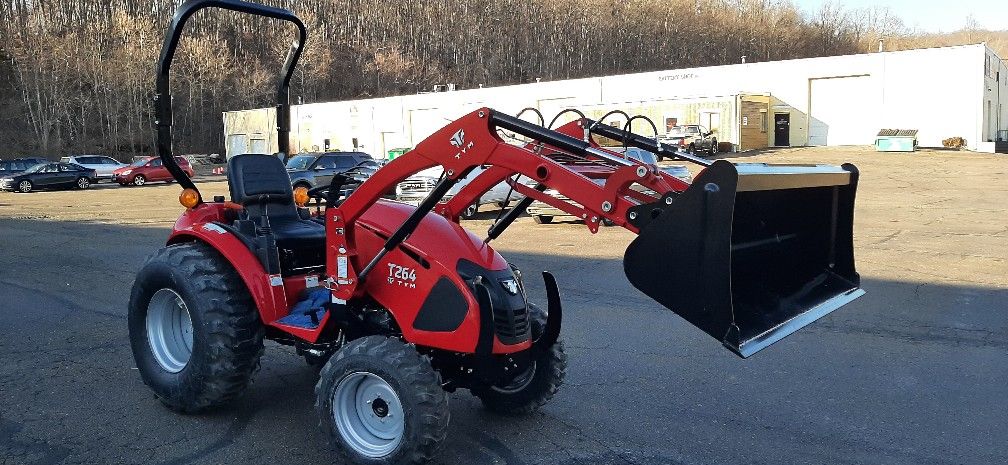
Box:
167 203 286 323
165 107 690 355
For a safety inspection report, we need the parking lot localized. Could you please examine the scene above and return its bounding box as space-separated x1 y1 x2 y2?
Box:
1 146 1006 465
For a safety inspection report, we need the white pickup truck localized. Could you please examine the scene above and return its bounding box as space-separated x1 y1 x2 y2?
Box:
395 166 525 219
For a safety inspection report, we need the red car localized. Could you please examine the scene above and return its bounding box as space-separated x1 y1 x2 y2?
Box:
113 156 194 186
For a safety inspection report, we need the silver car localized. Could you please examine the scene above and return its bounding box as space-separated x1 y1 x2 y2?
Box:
396 166 525 219
527 148 692 225
60 155 127 180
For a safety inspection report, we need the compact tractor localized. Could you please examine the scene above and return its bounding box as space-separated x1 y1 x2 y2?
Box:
129 1 865 464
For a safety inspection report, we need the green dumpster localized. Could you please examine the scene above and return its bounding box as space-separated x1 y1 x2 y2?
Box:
875 129 917 152
387 148 409 161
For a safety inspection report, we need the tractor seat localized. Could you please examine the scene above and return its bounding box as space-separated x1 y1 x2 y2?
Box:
227 154 325 273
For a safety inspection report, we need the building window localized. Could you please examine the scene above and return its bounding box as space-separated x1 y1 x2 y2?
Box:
664 117 679 133
760 112 768 133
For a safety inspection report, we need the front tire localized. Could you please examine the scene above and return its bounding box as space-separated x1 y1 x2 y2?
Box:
316 336 449 465
709 139 719 155
471 304 567 414
133 174 146 186
128 242 264 413
17 180 32 193
461 203 479 219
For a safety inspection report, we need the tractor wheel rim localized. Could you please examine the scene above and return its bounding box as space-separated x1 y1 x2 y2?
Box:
19 181 30 192
146 288 194 373
492 361 536 394
332 372 405 458
78 178 89 188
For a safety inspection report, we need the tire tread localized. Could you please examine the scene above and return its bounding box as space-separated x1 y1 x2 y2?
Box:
315 336 449 465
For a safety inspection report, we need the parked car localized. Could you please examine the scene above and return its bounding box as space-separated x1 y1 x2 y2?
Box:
60 155 128 180
527 148 692 225
0 162 96 192
662 124 718 155
396 166 525 219
113 156 194 186
303 160 384 204
286 151 376 190
0 158 47 174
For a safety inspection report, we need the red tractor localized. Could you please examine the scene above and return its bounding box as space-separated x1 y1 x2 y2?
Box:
129 1 865 464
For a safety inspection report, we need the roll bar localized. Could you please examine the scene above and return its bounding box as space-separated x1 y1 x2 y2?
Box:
154 0 307 201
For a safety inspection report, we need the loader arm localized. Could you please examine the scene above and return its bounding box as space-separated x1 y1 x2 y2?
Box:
331 108 680 249
329 107 865 358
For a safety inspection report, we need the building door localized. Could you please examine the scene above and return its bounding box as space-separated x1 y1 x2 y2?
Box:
808 75 872 145
774 113 790 146
226 134 248 159
702 112 721 135
249 138 267 154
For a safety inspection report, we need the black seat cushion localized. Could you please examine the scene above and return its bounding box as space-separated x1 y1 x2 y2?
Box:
227 154 325 273
228 154 295 205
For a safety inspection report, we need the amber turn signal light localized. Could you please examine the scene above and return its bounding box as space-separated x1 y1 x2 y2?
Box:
294 186 309 207
179 188 200 209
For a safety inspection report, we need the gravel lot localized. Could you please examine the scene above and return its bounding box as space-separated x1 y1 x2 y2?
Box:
1 147 1006 465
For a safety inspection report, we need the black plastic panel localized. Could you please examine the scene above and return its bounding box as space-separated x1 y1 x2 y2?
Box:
413 277 468 332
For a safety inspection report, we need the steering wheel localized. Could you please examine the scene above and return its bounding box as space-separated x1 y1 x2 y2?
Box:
302 160 376 207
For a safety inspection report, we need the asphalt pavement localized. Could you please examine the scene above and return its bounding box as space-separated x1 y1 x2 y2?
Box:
1 147 1006 465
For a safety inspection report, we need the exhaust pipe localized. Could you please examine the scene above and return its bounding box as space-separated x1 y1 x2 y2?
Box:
623 160 864 358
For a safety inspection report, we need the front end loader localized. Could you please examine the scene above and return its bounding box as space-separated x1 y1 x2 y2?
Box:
127 1 864 464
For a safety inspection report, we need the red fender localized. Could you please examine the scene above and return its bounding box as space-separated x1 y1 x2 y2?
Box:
166 204 289 325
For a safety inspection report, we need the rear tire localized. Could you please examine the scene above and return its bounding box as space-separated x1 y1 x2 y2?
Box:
471 304 567 414
533 215 553 224
128 242 264 413
316 336 449 465
133 175 146 186
17 180 32 193
710 139 719 155
76 177 90 189
687 143 695 153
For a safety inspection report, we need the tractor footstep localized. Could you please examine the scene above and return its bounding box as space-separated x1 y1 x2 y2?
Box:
277 288 330 329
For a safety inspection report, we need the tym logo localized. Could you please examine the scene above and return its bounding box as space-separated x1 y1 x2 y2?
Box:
449 129 475 159
387 263 417 289
450 129 465 148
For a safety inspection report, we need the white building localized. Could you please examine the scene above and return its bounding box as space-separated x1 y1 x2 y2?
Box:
224 43 1008 157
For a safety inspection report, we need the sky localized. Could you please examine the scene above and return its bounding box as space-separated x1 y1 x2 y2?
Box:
793 0 1006 33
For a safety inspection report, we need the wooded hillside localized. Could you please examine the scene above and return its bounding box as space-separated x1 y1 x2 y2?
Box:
0 0 999 159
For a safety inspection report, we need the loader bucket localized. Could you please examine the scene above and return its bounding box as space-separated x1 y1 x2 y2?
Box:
623 160 864 358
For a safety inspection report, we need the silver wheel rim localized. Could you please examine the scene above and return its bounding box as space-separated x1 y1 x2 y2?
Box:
135 176 145 186
465 205 477 217
492 361 536 394
146 288 193 373
78 178 89 189
332 372 405 458
19 181 30 192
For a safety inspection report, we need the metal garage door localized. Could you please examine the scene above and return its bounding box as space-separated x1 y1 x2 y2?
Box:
808 76 872 146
